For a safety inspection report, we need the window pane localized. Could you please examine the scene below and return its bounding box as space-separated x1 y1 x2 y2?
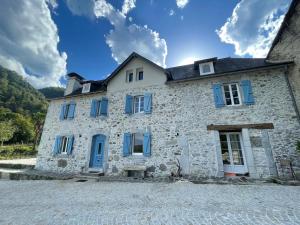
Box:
61 137 68 153
231 84 237 91
138 71 143 80
133 133 143 154
64 105 70 119
226 98 232 105
202 64 211 73
129 73 133 82
220 134 230 165
224 85 230 92
229 134 244 165
233 97 240 105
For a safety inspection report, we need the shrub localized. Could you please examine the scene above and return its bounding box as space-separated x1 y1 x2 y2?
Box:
0 145 36 159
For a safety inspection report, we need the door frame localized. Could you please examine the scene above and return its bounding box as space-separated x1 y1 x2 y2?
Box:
220 132 248 174
89 134 106 169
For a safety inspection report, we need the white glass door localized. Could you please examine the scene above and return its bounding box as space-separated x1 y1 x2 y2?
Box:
220 132 248 174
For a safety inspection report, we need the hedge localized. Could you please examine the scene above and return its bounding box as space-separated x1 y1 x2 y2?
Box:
0 145 36 159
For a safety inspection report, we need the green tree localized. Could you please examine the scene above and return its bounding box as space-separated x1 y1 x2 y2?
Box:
0 121 15 146
11 114 35 144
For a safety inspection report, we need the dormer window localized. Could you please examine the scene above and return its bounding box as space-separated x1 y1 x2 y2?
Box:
199 62 214 75
82 83 91 93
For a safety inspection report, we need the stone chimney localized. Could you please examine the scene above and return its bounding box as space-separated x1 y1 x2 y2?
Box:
64 73 84 96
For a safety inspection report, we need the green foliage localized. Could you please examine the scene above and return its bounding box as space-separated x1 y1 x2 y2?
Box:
0 65 48 115
39 87 65 99
11 114 35 143
0 145 36 159
0 121 16 145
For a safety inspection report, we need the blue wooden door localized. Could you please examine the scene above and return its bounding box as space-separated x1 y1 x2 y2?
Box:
89 135 105 168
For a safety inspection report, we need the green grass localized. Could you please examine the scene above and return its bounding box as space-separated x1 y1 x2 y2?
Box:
0 144 36 160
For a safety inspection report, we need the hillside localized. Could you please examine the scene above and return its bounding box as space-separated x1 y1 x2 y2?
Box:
39 87 65 99
0 65 48 115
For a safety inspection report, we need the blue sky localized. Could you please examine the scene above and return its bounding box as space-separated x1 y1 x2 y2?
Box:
0 0 291 88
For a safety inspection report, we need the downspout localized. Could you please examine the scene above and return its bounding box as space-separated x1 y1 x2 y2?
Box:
284 65 300 124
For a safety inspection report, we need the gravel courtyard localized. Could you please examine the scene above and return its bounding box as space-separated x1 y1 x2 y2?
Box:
0 180 299 225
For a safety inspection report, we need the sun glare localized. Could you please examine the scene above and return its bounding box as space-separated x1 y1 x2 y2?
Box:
179 56 199 66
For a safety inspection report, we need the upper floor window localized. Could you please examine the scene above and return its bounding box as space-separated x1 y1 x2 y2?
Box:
134 95 144 113
82 83 91 93
60 102 76 120
199 62 214 75
136 68 143 81
90 98 108 117
223 83 241 106
126 70 134 82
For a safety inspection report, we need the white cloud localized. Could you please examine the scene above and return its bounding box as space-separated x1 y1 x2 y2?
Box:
216 0 291 57
180 15 184 21
0 0 67 88
94 0 167 67
176 0 189 9
65 0 95 19
122 0 136 15
169 9 175 16
65 0 167 67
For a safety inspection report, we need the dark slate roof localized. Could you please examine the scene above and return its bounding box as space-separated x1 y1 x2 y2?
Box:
267 0 299 58
67 72 84 80
65 80 106 97
167 57 292 82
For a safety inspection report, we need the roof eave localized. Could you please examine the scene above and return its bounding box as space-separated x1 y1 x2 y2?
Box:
166 61 294 84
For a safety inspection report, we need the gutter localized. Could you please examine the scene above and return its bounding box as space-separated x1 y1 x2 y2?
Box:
48 90 106 101
283 65 300 124
166 62 294 84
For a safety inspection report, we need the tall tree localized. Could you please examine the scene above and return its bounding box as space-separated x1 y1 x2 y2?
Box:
32 112 46 150
0 121 15 146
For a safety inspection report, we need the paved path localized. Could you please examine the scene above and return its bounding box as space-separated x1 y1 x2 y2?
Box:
0 180 299 225
0 158 36 165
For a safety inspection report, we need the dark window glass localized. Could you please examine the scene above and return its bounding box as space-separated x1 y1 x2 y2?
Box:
138 71 143 80
128 73 133 82
133 133 143 154
64 104 70 119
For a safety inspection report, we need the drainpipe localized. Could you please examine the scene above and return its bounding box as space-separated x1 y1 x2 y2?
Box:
284 65 300 124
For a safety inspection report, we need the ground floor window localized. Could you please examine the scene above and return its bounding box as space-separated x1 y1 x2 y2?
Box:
220 132 244 166
60 136 69 154
132 133 143 155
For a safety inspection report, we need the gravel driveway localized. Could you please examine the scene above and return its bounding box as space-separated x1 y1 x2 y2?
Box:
0 180 299 225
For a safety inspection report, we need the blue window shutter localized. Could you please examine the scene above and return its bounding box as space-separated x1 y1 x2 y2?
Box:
60 104 66 120
241 80 255 105
123 133 132 157
53 136 62 155
143 132 151 157
212 84 225 108
67 135 74 155
90 99 97 117
125 95 133 114
68 101 76 119
144 93 152 114
100 97 108 116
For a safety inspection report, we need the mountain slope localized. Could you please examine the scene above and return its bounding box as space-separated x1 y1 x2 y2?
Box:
39 87 65 99
0 65 48 115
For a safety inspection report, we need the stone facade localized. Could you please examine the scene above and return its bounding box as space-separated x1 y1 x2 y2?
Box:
36 56 300 179
268 1 300 111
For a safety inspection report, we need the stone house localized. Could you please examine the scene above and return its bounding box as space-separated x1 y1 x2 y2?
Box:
36 1 300 179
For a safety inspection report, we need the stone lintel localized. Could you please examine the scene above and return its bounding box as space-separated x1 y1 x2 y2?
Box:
207 123 274 131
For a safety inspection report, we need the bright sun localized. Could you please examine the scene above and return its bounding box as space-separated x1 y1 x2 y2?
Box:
179 56 199 66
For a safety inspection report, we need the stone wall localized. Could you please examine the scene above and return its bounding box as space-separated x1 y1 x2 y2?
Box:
268 2 300 111
36 64 300 178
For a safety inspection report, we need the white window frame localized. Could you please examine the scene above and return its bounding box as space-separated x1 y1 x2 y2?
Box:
82 83 91 93
60 136 69 154
126 70 134 83
132 133 143 156
222 83 242 106
136 68 144 81
199 62 214 75
219 132 246 167
133 95 144 114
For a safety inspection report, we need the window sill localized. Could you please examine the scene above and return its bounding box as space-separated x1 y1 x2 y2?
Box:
53 154 74 159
